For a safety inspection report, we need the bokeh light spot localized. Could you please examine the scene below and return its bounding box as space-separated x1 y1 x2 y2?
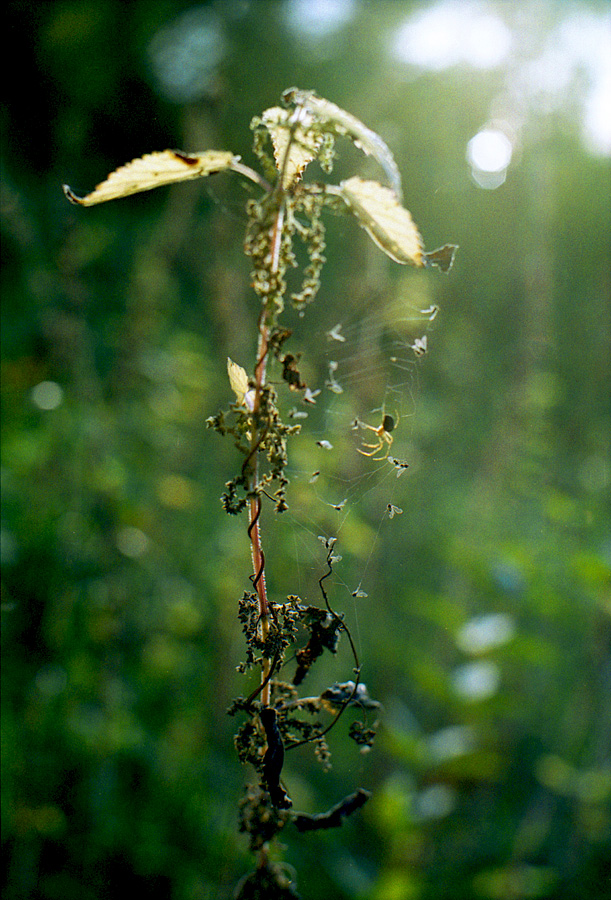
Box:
31 381 64 410
467 128 513 188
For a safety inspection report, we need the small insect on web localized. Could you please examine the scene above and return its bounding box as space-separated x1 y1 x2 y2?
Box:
411 335 428 357
326 323 346 343
389 456 409 477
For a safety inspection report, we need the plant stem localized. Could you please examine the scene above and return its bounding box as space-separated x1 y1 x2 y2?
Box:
247 195 286 709
248 331 270 706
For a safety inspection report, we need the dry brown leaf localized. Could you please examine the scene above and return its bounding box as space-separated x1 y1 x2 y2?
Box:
423 244 459 273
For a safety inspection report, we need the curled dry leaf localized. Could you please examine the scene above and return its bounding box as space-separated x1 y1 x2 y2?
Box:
338 177 423 266
63 150 238 206
283 88 403 200
261 106 323 189
423 243 459 273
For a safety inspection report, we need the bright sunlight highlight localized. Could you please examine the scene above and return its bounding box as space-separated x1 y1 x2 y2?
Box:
392 0 511 71
467 128 513 189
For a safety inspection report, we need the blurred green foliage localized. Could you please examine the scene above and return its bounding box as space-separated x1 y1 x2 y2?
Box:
2 2 610 899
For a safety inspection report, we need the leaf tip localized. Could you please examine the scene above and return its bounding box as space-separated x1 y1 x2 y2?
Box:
63 184 84 205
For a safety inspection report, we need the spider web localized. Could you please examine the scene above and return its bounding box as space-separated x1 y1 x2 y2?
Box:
269 289 440 632
202 175 441 641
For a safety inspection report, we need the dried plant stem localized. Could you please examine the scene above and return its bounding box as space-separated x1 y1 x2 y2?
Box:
248 343 271 706
246 196 288 708
249 493 271 707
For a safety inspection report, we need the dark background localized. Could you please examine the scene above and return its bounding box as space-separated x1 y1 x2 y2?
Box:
2 2 610 898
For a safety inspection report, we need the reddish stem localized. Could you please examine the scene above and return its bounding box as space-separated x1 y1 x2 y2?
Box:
247 197 285 708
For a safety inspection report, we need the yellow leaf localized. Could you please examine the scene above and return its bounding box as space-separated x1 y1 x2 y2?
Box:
261 106 323 189
63 150 238 206
338 177 423 266
227 357 250 406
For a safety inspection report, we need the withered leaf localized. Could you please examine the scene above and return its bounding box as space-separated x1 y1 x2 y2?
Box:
227 358 250 406
423 243 459 273
283 88 403 200
261 106 323 189
64 149 237 206
338 177 423 266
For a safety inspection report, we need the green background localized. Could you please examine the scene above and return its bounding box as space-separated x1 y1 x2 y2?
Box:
2 2 610 898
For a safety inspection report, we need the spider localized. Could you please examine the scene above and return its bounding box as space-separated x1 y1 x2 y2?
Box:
357 412 396 459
